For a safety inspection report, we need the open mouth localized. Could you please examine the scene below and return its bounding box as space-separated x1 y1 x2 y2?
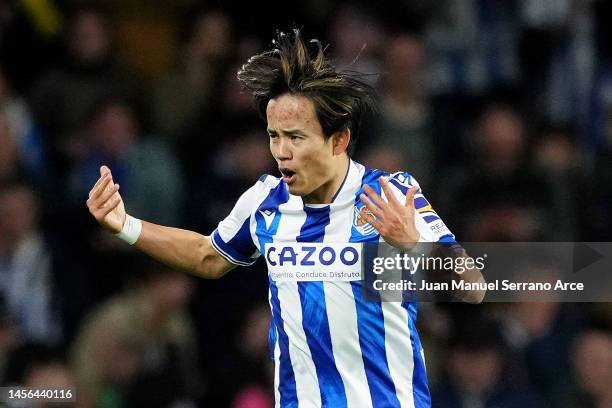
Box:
279 168 297 185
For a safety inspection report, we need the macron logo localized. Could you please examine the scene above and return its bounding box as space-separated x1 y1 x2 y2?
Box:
260 210 276 229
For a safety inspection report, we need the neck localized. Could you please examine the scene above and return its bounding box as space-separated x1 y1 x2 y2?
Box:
303 155 350 204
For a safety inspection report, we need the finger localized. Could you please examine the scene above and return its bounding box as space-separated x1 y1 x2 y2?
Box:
360 207 382 231
379 177 402 209
99 193 122 218
100 166 114 189
405 186 418 209
88 175 108 197
363 184 389 210
360 193 383 218
90 174 111 200
101 166 114 189
95 183 119 208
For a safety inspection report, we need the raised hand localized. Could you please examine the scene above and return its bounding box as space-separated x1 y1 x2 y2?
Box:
359 176 420 251
86 165 126 233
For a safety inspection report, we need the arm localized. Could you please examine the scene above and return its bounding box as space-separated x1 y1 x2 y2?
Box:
86 166 234 279
359 176 486 304
426 244 486 304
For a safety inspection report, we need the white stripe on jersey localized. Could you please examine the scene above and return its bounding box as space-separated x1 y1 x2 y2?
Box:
381 301 416 408
273 202 322 406
273 324 281 408
321 166 373 408
277 281 322 406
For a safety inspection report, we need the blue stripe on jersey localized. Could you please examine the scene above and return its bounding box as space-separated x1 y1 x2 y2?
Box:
423 215 440 223
254 183 297 407
211 217 257 265
402 301 431 407
268 318 277 361
350 283 401 408
359 168 385 196
414 196 429 209
388 176 411 194
351 168 385 242
438 233 456 243
350 168 402 408
297 206 348 407
269 282 297 408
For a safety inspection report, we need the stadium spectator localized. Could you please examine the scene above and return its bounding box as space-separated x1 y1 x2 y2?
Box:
519 0 596 128
1 342 73 402
212 303 274 408
554 317 612 408
533 125 589 240
0 113 25 183
179 60 262 182
0 67 45 186
0 66 33 149
188 130 275 233
67 95 184 227
30 5 135 179
425 0 519 96
0 181 61 343
0 302 18 384
495 302 584 405
440 104 554 240
360 144 406 174
366 32 434 186
23 350 75 408
70 258 202 408
327 5 384 84
152 10 235 142
590 71 612 240
432 319 543 408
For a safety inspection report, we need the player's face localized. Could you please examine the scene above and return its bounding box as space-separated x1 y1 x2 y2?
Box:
266 94 344 203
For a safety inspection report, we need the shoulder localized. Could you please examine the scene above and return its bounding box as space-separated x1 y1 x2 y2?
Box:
386 171 420 191
360 165 420 191
231 174 285 212
257 174 282 187
250 174 283 197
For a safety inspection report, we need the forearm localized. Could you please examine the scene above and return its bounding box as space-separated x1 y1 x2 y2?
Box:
453 255 486 304
134 221 232 279
426 245 486 304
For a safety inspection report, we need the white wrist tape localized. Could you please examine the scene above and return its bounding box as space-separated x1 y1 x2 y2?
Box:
115 214 142 245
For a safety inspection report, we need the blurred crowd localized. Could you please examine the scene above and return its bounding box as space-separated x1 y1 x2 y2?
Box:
1 0 612 407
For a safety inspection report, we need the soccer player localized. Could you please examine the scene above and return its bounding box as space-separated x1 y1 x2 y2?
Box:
87 30 485 408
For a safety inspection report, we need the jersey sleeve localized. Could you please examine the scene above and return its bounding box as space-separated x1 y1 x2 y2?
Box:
385 172 456 243
211 176 272 266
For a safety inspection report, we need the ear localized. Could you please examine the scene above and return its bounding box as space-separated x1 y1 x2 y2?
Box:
332 128 351 155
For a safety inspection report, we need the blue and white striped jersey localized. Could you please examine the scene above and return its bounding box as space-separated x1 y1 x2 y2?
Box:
211 160 455 408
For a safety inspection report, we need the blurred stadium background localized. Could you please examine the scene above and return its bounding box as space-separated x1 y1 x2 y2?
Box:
1 0 612 407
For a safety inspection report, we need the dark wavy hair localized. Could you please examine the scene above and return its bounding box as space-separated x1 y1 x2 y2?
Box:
237 29 376 155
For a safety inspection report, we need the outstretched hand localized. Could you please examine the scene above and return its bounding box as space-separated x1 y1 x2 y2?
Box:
359 176 420 251
86 166 126 233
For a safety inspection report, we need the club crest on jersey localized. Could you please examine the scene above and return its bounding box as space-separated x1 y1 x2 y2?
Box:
353 206 377 236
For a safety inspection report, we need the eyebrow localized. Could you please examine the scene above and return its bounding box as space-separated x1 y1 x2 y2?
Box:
267 128 306 136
